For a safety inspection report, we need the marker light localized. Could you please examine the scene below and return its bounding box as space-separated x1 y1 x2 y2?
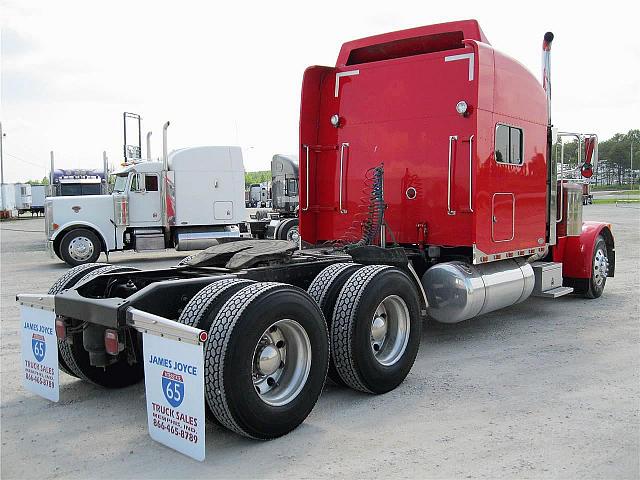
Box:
198 331 208 343
330 114 340 127
456 101 468 115
55 317 66 340
104 329 120 355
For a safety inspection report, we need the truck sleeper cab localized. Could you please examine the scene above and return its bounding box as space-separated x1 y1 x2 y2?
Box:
266 154 300 241
19 21 614 445
47 136 248 265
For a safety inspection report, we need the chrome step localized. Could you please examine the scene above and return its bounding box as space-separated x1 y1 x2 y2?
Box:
534 286 574 298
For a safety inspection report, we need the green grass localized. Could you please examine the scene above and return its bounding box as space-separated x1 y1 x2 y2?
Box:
592 198 640 205
591 184 639 192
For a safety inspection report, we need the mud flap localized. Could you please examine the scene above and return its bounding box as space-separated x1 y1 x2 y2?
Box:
129 308 207 462
19 301 59 402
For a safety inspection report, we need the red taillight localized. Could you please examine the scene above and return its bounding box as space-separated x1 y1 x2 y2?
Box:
104 329 120 355
198 331 208 343
55 318 66 340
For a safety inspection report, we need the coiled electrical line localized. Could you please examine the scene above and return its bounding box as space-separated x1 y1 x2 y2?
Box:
333 164 385 249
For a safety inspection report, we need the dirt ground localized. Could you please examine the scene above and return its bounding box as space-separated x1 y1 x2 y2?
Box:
1 204 638 479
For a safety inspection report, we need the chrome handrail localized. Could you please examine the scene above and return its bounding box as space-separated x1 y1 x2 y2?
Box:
447 135 458 215
339 142 349 214
468 135 474 212
556 132 581 224
302 145 310 212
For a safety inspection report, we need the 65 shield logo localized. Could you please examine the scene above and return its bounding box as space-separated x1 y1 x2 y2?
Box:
32 333 46 362
162 370 184 408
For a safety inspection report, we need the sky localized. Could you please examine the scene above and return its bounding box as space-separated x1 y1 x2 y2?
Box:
1 0 639 183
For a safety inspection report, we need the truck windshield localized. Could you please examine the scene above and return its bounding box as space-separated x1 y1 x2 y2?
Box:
113 175 128 192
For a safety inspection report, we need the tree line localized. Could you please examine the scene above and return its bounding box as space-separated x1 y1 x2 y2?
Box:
555 129 638 187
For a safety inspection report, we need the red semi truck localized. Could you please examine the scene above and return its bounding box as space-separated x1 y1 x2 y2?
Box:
18 20 613 448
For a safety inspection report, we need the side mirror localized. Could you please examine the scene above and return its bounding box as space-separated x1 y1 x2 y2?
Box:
581 136 597 178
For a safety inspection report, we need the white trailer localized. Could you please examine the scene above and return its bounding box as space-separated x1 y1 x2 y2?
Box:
0 184 17 216
30 184 47 215
14 183 32 215
46 122 249 265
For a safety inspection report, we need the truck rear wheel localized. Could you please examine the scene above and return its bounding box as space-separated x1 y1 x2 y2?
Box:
58 265 144 388
59 228 102 266
177 278 255 422
48 263 106 378
277 218 300 242
307 262 362 386
331 265 422 394
204 282 329 439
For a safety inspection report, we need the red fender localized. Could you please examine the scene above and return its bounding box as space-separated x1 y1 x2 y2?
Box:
552 221 615 279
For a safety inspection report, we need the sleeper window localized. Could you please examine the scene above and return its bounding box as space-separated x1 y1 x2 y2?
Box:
495 124 523 165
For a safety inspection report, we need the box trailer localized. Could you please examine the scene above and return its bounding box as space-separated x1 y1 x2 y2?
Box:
30 184 47 215
18 21 614 460
14 183 32 215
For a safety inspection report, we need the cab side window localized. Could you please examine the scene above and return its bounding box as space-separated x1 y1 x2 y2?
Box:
145 174 159 192
130 174 140 191
286 179 298 196
495 124 523 165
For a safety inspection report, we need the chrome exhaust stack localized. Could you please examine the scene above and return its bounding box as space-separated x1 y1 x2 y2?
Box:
162 121 170 171
146 131 153 160
542 32 554 126
102 151 109 194
49 151 55 197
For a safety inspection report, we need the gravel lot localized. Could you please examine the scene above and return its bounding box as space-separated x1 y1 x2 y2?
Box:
1 204 638 479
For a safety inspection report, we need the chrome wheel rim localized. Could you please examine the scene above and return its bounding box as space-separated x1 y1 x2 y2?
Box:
593 247 609 287
286 226 300 243
68 236 94 262
252 319 311 406
370 295 410 366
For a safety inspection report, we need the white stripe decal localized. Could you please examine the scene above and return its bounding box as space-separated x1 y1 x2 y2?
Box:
335 70 360 97
444 53 475 81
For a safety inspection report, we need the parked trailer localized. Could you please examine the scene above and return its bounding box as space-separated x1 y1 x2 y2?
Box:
30 184 46 215
45 116 249 266
13 183 32 215
18 21 614 460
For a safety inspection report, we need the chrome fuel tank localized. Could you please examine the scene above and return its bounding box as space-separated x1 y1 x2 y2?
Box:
422 259 534 323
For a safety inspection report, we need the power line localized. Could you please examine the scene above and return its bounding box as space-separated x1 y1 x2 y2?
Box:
3 152 47 169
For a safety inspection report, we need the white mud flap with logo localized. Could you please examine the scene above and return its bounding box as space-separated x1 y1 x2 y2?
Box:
128 308 207 462
19 298 59 402
17 294 208 462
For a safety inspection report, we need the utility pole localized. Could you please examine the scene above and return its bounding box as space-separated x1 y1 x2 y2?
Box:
0 121 5 211
631 140 634 192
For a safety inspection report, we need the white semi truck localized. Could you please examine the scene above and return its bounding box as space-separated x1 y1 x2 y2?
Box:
46 122 248 266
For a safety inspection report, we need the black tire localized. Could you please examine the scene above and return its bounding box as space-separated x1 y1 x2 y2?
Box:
177 278 255 422
48 263 106 378
307 262 362 386
204 282 329 439
58 265 144 388
276 218 299 242
59 228 102 266
177 254 197 266
583 235 609 299
331 265 422 394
